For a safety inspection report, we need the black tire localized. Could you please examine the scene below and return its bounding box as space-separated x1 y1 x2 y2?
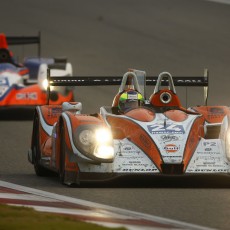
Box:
33 115 50 176
59 123 66 184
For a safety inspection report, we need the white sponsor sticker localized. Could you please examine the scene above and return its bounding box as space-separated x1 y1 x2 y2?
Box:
16 92 38 100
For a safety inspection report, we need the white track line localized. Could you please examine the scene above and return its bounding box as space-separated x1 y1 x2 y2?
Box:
0 193 58 202
9 204 136 220
0 180 213 230
204 0 230 5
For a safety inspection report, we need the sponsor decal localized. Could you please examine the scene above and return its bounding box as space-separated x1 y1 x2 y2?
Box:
127 94 138 100
161 134 179 142
48 107 62 117
202 141 217 147
122 145 132 151
147 78 205 85
0 77 9 85
197 151 220 155
122 168 158 172
187 169 228 172
164 144 179 153
16 92 38 100
196 156 221 161
204 148 212 151
207 107 225 119
148 123 185 134
209 107 224 114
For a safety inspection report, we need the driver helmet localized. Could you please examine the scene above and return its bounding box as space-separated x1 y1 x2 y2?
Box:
118 90 144 113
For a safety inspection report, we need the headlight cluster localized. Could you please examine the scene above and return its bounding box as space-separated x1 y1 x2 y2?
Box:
79 130 94 146
41 79 56 91
74 126 114 162
41 79 49 90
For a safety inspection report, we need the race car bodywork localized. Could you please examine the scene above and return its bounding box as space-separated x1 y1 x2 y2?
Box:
28 69 230 185
0 33 73 108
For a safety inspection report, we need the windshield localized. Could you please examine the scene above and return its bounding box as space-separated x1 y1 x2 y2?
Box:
0 63 17 72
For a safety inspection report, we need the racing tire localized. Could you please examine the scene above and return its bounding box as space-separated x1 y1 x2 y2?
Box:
59 123 66 184
33 116 50 177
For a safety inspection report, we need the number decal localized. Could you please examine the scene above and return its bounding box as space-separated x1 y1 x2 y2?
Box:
0 77 10 97
147 123 185 134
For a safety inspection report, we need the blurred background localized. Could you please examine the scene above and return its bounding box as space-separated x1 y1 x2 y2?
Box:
1 1 230 229
1 0 230 113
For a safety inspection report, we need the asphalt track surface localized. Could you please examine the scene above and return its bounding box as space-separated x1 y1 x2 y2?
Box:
0 0 230 229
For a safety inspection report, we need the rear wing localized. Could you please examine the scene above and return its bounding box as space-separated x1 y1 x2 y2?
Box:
47 68 209 105
6 31 41 57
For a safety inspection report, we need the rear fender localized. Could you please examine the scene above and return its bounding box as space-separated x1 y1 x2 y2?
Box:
191 106 230 123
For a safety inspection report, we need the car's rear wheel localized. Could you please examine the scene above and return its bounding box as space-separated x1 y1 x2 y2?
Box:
33 116 50 176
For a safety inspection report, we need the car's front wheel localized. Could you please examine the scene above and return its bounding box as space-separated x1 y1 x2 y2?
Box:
59 123 66 184
33 116 50 176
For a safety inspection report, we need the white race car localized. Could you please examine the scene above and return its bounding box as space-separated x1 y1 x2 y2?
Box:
28 69 230 185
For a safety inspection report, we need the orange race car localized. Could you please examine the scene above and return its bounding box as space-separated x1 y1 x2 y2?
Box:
28 69 230 185
0 32 74 109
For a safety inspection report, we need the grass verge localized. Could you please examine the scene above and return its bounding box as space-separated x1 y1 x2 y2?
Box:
0 204 126 230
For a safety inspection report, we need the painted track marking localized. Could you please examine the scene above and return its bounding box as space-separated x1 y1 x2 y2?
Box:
0 180 214 230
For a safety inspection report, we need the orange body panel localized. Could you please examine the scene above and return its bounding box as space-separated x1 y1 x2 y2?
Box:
0 34 8 49
38 105 62 159
192 106 230 123
149 89 182 107
125 108 155 122
0 85 44 106
107 113 163 171
62 119 79 173
49 116 80 173
18 68 29 76
42 138 52 157
39 123 50 157
66 112 105 131
0 84 73 107
183 116 205 171
164 110 188 122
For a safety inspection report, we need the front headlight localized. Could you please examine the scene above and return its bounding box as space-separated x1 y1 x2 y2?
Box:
42 79 48 90
79 130 94 146
95 128 113 144
76 126 114 162
94 128 114 161
94 145 114 160
41 79 55 91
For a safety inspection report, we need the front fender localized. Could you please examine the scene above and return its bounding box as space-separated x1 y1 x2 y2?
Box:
59 112 113 163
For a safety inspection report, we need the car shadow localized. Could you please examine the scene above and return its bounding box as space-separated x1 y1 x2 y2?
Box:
69 174 230 189
7 173 230 189
47 175 230 189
